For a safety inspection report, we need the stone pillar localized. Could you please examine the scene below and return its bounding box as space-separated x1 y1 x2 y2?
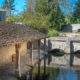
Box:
66 40 74 67
48 39 52 50
66 39 71 53
69 41 74 67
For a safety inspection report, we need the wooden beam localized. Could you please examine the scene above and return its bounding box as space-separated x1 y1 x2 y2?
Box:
29 42 33 65
27 41 33 65
32 43 33 65
38 40 40 80
15 44 21 77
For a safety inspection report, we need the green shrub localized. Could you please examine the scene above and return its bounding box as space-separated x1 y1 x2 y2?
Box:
78 29 80 32
19 13 50 33
48 29 59 37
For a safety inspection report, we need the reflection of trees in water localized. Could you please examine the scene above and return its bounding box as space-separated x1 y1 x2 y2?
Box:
76 70 80 80
33 67 60 80
33 67 80 80
49 68 60 80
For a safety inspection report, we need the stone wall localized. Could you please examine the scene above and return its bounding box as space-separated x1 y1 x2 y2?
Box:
48 37 80 67
0 42 27 66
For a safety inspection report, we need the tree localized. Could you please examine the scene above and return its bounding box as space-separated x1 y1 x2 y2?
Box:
10 0 66 35
47 0 65 30
23 0 65 34
65 13 73 24
35 0 50 15
72 0 80 23
2 0 9 9
27 0 36 13
48 0 65 30
27 0 32 13
2 0 15 21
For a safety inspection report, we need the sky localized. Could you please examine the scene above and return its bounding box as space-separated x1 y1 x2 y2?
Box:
14 0 26 14
0 0 78 15
0 0 26 15
60 0 78 14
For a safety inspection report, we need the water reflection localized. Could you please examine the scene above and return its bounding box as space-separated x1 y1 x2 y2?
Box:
49 68 79 80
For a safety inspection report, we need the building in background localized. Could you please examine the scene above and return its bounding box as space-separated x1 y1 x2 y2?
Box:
60 24 80 37
62 24 80 33
0 9 6 21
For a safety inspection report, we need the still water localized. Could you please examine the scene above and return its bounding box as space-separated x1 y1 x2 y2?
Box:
48 68 80 80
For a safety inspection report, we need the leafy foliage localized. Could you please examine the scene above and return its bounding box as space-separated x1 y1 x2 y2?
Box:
72 0 80 23
65 13 73 24
4 0 80 36
15 12 50 33
35 0 65 31
5 0 67 36
2 0 15 12
48 29 59 36
35 0 50 15
49 5 65 30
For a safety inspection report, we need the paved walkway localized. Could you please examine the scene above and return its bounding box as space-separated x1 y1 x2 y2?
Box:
0 56 31 80
0 49 45 80
0 63 17 80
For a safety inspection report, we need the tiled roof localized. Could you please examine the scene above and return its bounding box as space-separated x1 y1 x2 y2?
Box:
0 22 46 46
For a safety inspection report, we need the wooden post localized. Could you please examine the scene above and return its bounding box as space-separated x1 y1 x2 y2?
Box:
29 42 33 65
26 42 29 64
38 40 40 80
32 42 33 65
44 38 46 80
15 44 21 77
27 42 33 80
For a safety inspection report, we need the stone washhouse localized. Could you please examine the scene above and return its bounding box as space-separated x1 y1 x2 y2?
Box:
0 22 47 79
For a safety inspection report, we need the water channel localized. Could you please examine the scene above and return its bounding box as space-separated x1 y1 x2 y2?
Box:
48 68 80 80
